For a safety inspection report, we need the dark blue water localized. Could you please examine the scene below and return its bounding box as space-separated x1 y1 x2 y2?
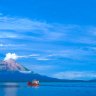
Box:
0 82 96 96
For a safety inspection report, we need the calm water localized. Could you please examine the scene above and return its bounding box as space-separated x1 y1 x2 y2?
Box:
0 82 96 96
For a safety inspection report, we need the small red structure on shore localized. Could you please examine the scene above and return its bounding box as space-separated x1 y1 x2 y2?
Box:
28 80 39 87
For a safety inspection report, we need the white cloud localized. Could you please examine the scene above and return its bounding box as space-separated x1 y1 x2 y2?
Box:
29 54 40 57
47 48 92 60
18 54 40 58
0 15 96 62
0 43 24 47
3 52 51 61
4 53 40 60
0 16 49 31
0 16 64 40
0 32 18 38
53 71 96 80
36 57 50 61
0 15 96 44
4 53 18 60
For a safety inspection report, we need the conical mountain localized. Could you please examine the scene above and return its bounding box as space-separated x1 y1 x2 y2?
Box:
0 59 61 82
0 59 29 72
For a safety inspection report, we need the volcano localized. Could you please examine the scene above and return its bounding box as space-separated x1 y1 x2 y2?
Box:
0 59 30 72
0 59 60 82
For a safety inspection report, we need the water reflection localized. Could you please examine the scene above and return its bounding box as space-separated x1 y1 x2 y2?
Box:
4 83 18 96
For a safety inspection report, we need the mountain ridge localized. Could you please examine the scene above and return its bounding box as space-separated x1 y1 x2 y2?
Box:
0 59 61 82
0 59 94 82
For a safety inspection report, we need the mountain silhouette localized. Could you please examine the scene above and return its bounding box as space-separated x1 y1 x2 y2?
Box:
0 59 60 82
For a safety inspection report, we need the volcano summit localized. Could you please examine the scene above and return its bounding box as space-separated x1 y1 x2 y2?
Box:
0 59 30 72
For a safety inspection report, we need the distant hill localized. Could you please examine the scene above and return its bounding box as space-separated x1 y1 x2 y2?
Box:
0 59 92 82
0 71 61 82
0 59 61 82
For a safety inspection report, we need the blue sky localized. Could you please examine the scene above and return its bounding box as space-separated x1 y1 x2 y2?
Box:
0 0 96 80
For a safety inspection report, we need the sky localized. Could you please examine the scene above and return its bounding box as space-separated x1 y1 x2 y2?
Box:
0 0 96 80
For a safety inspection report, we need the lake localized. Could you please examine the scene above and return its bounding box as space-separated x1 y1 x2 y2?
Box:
0 82 96 96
